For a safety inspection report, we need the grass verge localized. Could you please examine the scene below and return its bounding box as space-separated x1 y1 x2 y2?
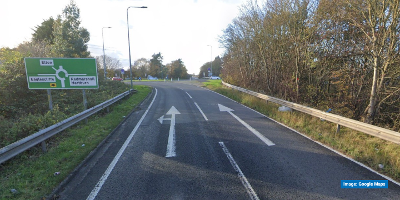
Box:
203 80 400 182
0 85 151 200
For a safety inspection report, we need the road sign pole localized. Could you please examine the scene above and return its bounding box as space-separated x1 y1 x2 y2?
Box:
83 89 88 124
42 89 54 152
47 89 53 111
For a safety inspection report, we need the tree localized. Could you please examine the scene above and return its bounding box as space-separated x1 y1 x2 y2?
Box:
219 0 400 130
149 52 163 78
95 55 122 78
167 59 188 79
133 58 150 78
0 47 47 117
317 0 400 124
32 17 55 44
199 56 223 78
344 0 400 124
52 0 90 58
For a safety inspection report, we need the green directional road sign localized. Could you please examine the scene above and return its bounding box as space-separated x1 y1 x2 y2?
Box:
24 58 98 89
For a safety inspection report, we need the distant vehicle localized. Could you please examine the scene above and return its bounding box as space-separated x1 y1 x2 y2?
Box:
147 75 158 80
112 77 123 81
210 76 221 80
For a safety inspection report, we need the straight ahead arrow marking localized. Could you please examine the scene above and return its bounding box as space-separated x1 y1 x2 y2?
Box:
218 104 275 146
159 106 181 157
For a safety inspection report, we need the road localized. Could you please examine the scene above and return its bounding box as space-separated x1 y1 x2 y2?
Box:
54 81 400 200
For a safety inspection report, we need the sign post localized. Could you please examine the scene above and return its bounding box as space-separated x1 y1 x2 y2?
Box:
121 69 125 79
25 57 99 131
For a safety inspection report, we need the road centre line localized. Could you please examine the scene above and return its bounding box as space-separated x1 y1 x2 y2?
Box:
219 142 260 200
86 88 158 200
194 102 208 121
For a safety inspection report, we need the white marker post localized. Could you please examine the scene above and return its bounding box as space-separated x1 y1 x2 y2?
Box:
158 106 181 157
218 104 275 146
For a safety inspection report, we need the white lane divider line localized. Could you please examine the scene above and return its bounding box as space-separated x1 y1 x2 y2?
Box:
185 92 192 99
218 104 275 146
194 102 208 121
219 142 260 200
87 88 158 200
184 91 208 121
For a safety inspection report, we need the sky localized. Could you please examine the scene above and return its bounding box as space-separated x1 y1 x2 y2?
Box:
0 0 248 75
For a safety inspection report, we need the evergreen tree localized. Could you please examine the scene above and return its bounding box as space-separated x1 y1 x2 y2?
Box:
52 0 90 58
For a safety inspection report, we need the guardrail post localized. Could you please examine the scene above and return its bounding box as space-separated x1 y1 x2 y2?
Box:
41 140 47 152
336 124 341 134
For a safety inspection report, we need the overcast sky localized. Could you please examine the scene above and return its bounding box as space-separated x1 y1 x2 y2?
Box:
0 0 247 74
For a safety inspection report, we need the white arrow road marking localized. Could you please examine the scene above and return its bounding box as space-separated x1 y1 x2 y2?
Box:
87 88 158 200
218 104 275 146
159 106 181 157
219 142 260 200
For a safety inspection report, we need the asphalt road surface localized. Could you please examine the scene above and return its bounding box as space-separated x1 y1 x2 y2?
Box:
54 81 400 200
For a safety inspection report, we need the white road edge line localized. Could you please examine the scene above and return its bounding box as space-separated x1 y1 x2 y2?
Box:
219 142 260 200
86 88 158 200
194 102 209 121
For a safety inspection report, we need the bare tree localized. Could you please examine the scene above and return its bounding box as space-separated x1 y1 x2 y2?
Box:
342 0 400 124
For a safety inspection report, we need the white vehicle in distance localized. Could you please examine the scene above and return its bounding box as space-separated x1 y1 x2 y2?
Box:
210 76 221 80
147 75 158 80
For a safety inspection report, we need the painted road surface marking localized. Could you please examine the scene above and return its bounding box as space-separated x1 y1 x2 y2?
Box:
185 92 192 99
219 142 260 200
158 106 181 157
218 104 275 146
87 88 158 200
194 102 208 121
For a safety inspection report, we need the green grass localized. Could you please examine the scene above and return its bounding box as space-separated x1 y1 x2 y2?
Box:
0 85 151 200
203 80 400 182
202 79 222 90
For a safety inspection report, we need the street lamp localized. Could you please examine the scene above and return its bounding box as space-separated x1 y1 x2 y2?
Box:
102 27 112 79
207 45 212 76
127 6 147 89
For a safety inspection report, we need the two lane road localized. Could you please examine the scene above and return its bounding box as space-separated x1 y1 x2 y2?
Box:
56 81 400 199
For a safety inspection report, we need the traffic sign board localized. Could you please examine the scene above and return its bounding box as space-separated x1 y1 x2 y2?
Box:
24 58 98 89
121 69 125 74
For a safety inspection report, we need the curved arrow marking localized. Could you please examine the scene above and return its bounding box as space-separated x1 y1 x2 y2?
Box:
218 104 275 146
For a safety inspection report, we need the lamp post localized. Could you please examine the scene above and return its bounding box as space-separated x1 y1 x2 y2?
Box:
207 45 212 76
127 6 147 89
102 27 112 79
